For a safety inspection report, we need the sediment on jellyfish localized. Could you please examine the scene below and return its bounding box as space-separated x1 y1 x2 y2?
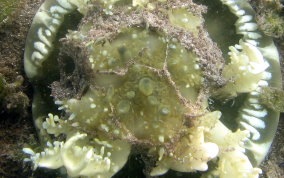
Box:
23 0 281 177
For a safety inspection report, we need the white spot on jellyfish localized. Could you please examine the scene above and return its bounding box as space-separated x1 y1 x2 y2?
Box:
245 39 259 46
235 44 242 49
240 121 261 140
47 25 56 33
71 122 79 127
238 23 258 31
58 105 66 110
258 80 269 87
54 100 63 105
246 32 262 40
224 0 236 6
105 158 111 166
101 124 109 132
169 44 176 49
52 13 61 19
89 57 94 63
249 104 263 110
238 15 253 23
248 98 259 104
50 5 68 14
194 64 200 70
132 34 138 38
23 148 35 155
113 129 120 135
262 72 272 80
243 108 268 118
182 18 189 23
231 5 240 12
236 10 245 16
68 113 76 120
102 50 108 56
241 114 265 129
45 29 52 37
34 42 48 54
37 11 52 26
158 147 165 161
239 66 247 71
47 141 53 147
255 87 262 93
90 103 97 109
246 141 269 164
37 27 51 47
158 135 165 143
57 0 74 9
31 51 44 64
52 18 61 25
250 91 260 96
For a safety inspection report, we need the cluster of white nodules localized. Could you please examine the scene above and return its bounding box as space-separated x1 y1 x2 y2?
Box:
221 0 262 46
54 100 81 128
23 141 64 170
23 132 131 177
239 69 272 141
42 113 73 136
224 42 270 141
224 41 269 94
221 0 273 143
220 0 263 46
30 0 76 66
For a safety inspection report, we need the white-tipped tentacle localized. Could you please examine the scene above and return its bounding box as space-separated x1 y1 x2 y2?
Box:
24 0 83 79
221 0 281 166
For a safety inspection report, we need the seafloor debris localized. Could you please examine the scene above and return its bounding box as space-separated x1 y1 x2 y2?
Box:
250 0 284 38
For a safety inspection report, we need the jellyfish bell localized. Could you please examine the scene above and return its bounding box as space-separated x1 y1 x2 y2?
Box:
23 0 281 177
